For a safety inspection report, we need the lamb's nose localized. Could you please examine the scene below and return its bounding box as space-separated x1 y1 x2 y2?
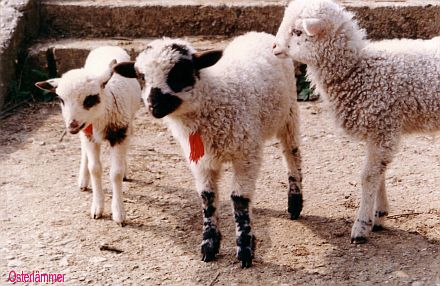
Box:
272 43 277 49
69 120 79 129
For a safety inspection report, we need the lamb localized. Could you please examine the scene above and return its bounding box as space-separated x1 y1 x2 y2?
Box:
35 46 142 225
113 32 302 267
273 0 440 243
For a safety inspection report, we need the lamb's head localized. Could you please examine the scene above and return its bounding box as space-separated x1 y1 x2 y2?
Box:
35 63 114 134
113 39 222 119
273 0 365 65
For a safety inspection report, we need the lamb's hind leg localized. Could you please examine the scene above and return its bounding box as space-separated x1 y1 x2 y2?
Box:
351 141 394 243
277 110 303 220
231 157 260 268
192 166 222 262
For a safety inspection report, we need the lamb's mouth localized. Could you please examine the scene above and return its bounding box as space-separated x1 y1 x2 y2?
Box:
68 123 86 134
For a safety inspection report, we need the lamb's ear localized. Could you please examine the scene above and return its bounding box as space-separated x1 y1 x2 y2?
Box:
193 50 223 71
113 61 137 78
101 59 116 88
302 18 325 37
35 79 59 93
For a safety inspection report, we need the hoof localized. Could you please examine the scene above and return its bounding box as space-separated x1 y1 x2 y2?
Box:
92 213 101 219
288 193 303 220
351 236 368 244
80 187 90 192
201 229 221 262
237 247 253 268
116 221 126 227
237 235 255 269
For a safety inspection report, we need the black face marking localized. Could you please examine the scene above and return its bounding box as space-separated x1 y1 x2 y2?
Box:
200 191 221 262
170 44 189 56
83 94 100 110
166 59 196 93
288 176 303 220
231 195 254 268
105 124 127 146
148 87 183 118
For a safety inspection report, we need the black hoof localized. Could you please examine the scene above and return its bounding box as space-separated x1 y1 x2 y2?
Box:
201 229 221 262
237 235 255 269
238 247 253 268
351 236 368 244
288 193 303 220
372 224 384 232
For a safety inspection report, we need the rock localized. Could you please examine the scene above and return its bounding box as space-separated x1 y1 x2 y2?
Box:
89 256 107 264
394 270 409 279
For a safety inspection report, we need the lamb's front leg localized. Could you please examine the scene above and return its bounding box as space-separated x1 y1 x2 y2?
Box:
373 173 389 231
85 141 104 219
231 158 260 268
109 140 128 226
351 142 393 243
192 166 222 262
78 133 90 192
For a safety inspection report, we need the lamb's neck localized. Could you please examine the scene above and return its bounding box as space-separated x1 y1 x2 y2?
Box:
307 39 363 101
169 73 222 132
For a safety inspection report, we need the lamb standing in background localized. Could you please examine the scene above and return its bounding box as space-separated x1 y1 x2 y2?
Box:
36 46 141 225
273 0 440 243
114 32 302 267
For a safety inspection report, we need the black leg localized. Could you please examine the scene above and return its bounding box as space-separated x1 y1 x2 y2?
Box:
288 175 303 220
200 191 221 262
231 195 255 268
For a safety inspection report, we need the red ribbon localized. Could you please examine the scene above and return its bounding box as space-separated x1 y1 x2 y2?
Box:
83 124 93 138
189 131 204 163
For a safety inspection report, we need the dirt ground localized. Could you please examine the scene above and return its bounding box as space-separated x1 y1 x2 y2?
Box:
1 99 439 285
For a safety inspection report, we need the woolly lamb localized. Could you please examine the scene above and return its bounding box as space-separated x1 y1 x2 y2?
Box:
114 32 302 267
36 46 142 225
273 0 440 243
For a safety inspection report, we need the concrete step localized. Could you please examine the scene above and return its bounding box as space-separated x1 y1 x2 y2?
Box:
23 37 230 96
40 0 440 40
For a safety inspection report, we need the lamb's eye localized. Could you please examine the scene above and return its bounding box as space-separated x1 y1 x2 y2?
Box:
290 28 303 37
83 94 100 109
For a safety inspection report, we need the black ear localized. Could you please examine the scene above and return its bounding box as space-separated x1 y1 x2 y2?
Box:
113 61 137 78
35 79 59 93
193 50 223 71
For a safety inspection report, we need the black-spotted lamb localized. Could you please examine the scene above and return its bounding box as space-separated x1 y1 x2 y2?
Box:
273 0 440 243
36 46 141 226
114 32 302 267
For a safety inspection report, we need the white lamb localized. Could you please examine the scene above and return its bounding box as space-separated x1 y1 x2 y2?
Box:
114 32 302 268
36 46 142 226
273 0 440 243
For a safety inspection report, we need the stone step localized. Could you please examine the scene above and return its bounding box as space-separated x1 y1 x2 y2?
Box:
41 0 440 39
24 37 230 96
